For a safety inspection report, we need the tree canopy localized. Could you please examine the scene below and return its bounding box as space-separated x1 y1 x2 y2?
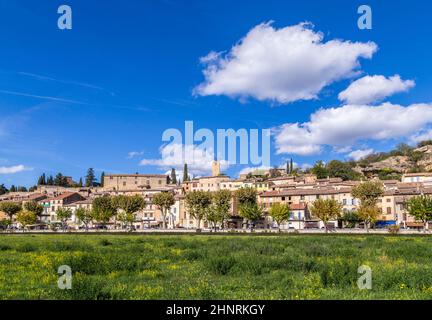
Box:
152 192 175 229
309 198 342 232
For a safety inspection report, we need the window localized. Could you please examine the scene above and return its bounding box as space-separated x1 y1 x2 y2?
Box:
386 207 392 214
123 182 126 186
386 198 391 203
281 197 285 201
158 180 162 185
343 199 347 205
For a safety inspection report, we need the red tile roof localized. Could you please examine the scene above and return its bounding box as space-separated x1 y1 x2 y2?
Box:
290 203 306 210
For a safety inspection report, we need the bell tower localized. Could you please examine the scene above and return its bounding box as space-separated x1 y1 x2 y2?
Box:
212 161 221 177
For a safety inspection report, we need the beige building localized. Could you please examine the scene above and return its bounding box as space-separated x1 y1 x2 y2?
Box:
103 174 168 191
401 172 432 185
39 192 86 223
259 186 357 229
183 176 231 192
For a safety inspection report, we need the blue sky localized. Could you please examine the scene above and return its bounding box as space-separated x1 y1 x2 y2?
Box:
0 0 432 187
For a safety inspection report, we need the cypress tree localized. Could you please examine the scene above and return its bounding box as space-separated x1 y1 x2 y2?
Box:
100 172 105 187
183 163 189 182
47 175 54 185
85 168 95 187
170 168 177 184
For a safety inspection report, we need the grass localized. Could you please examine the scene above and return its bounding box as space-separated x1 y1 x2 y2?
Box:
0 234 432 299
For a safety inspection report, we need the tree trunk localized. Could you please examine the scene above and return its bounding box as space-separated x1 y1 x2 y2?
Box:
161 210 167 229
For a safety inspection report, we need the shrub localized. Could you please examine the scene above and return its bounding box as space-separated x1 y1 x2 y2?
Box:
206 255 237 275
388 225 400 234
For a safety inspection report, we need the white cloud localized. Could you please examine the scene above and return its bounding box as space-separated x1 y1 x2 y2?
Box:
347 149 374 161
127 151 144 159
140 143 229 175
0 165 32 174
339 74 415 105
410 129 432 144
333 146 353 154
273 102 432 155
195 22 377 104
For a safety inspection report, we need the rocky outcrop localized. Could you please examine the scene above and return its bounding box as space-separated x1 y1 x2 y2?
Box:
361 156 414 173
417 154 432 171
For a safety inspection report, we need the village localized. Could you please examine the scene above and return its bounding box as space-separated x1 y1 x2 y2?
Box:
1 156 431 233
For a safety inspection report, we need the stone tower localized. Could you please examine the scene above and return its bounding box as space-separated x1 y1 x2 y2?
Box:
212 161 221 177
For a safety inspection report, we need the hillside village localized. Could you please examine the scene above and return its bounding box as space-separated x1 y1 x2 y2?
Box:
2 142 432 232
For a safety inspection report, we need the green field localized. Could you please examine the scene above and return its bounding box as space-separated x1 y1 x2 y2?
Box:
0 234 432 299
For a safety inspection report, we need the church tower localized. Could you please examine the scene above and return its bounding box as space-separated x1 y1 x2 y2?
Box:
212 160 221 177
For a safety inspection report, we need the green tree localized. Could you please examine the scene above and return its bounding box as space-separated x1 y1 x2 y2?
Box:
309 198 342 233
92 196 116 227
268 202 291 231
54 173 68 187
341 210 360 228
417 140 432 148
85 168 96 187
0 202 22 221
56 207 73 230
112 195 145 228
183 163 189 182
78 177 83 187
170 168 177 185
75 207 92 231
16 210 37 229
46 175 54 185
0 184 8 195
152 192 175 229
9 185 16 192
357 205 380 232
352 181 384 207
100 172 105 187
326 160 362 181
185 191 212 230
23 201 44 221
37 173 46 185
394 142 412 156
407 195 432 231
235 186 257 207
238 202 263 230
311 161 329 179
206 189 232 231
